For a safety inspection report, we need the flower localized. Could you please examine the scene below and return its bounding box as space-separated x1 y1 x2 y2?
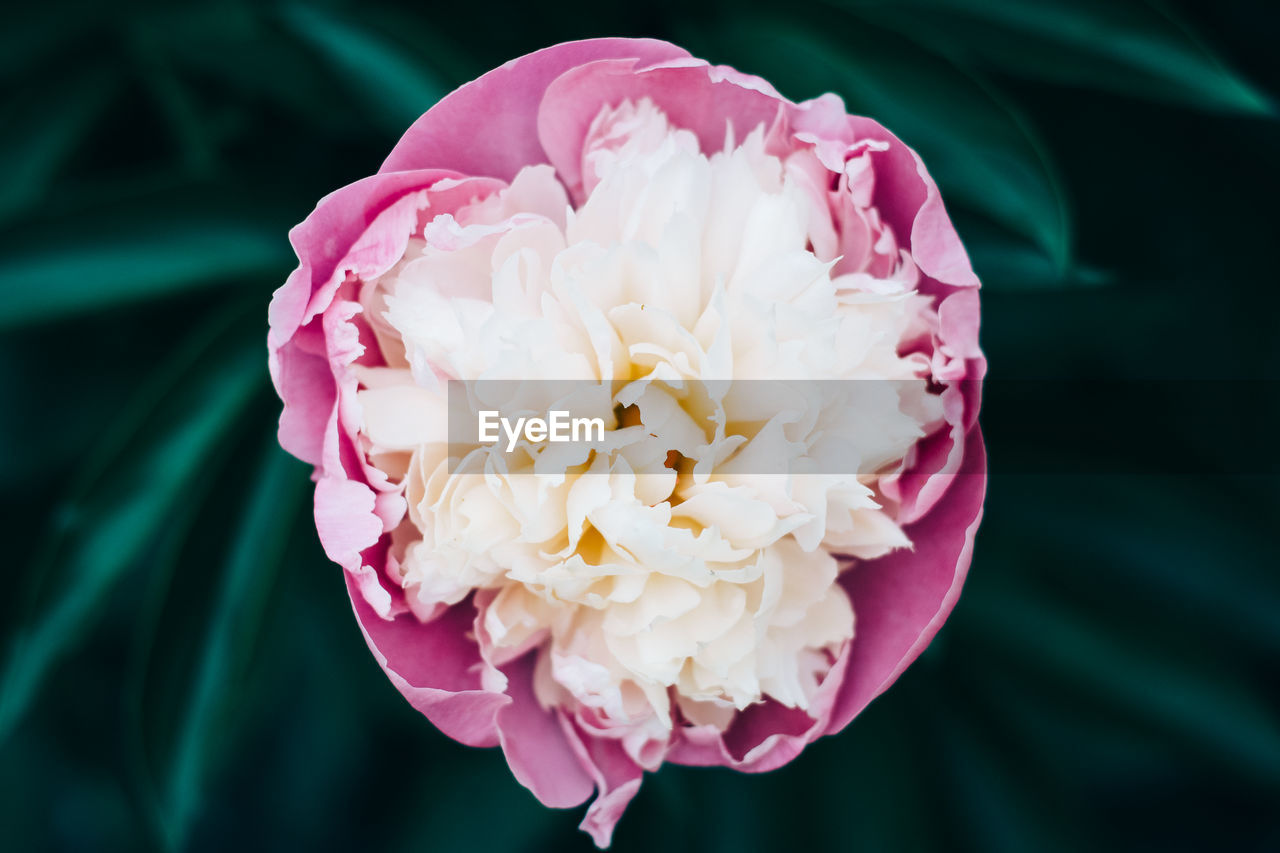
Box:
268 38 985 847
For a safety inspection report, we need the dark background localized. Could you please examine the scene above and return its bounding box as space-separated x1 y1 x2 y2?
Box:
2 0 1278 850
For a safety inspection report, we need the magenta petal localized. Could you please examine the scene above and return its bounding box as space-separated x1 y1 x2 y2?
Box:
559 720 645 848
380 38 691 180
828 428 987 731
494 654 596 808
580 776 643 849
666 642 850 774
539 57 789 200
347 581 508 747
848 116 980 290
721 700 816 764
269 169 466 347
314 477 382 571
939 289 984 359
268 169 501 467
273 322 334 467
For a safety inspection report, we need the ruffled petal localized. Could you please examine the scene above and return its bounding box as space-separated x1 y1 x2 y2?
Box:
381 39 691 179
828 428 986 731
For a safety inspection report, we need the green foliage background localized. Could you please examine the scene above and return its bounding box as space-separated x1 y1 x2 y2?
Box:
2 0 1277 850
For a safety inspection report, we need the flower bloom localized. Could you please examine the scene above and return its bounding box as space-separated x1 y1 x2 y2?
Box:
269 38 984 846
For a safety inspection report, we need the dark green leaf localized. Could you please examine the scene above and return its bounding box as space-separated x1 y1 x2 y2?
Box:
0 69 120 222
0 309 263 743
990 477 1280 661
840 0 1273 116
278 2 448 135
0 216 290 328
932 689 1088 853
0 2 107 81
126 20 219 177
963 573 1280 787
152 439 308 849
962 222 1111 289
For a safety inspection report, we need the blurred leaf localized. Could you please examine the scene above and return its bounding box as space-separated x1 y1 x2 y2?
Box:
0 2 106 81
278 2 447 135
991 476 1280 660
357 6 487 86
0 308 263 743
706 18 1072 270
0 216 290 328
122 412 240 848
152 3 353 135
0 68 120 222
962 572 1280 787
147 439 308 849
932 688 1087 853
127 20 219 177
962 222 1111 289
390 749 569 853
962 659 1222 796
840 0 1272 116
795 689 944 851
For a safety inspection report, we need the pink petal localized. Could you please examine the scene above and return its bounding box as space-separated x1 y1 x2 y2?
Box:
273 322 334 467
938 288 984 360
269 169 465 351
667 642 851 774
314 477 383 572
380 38 692 180
827 428 987 732
560 718 646 848
268 169 501 469
347 581 509 747
539 57 790 200
495 654 596 808
848 116 980 290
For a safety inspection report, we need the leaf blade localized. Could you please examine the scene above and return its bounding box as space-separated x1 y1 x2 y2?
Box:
0 311 264 743
839 0 1273 116
157 439 309 848
0 217 291 328
278 2 448 135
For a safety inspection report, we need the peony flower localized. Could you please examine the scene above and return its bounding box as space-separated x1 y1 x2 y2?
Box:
268 38 985 847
